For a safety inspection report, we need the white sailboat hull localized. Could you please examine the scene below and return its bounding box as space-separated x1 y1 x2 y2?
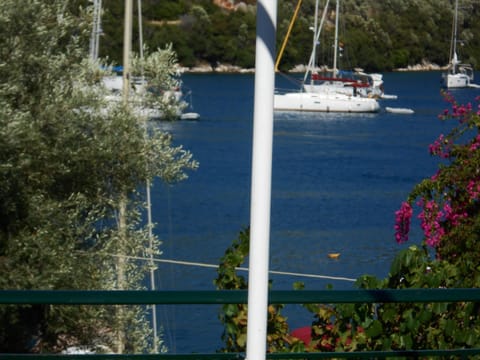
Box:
274 91 380 113
442 72 471 88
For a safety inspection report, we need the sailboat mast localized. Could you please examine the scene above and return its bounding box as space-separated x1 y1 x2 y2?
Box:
89 0 102 61
310 0 320 83
138 0 144 60
135 0 158 351
453 0 458 62
95 0 102 60
332 0 339 78
304 0 329 84
122 0 133 103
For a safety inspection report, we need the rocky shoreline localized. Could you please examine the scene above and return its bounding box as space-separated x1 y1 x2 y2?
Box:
179 63 255 73
179 60 448 74
395 60 446 72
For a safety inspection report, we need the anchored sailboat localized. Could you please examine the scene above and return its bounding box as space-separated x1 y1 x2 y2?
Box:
441 0 478 88
90 0 199 120
274 0 380 113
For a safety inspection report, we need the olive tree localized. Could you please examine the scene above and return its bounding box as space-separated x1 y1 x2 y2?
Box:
0 0 197 353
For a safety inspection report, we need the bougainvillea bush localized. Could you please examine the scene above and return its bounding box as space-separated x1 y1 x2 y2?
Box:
307 93 480 352
395 92 480 272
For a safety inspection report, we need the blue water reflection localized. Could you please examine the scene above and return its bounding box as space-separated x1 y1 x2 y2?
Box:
150 71 480 353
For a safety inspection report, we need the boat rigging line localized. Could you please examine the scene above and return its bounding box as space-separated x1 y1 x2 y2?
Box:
83 252 357 283
275 0 303 72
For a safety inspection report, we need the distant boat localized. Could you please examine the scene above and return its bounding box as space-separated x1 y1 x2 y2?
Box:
441 0 477 89
180 112 201 120
386 107 414 115
274 91 380 113
274 0 380 113
101 69 194 120
90 0 199 120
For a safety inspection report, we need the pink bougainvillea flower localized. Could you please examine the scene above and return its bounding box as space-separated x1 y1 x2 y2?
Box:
467 179 480 200
469 134 480 151
418 199 445 248
397 93 480 258
429 134 451 158
394 202 412 244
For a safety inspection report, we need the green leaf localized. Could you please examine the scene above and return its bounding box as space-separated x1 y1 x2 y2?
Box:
400 334 413 349
406 314 419 332
381 308 397 322
454 329 468 344
444 319 455 337
366 320 383 338
236 333 247 348
432 302 449 314
418 309 432 324
466 332 479 346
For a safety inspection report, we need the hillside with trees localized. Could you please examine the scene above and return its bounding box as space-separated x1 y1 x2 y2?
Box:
95 0 480 72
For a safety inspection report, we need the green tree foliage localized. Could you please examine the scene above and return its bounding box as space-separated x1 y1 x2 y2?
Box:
0 0 197 353
99 0 126 64
131 44 188 120
143 0 188 20
214 228 304 353
306 246 480 352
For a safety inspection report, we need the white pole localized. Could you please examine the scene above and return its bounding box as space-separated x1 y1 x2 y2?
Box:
122 0 133 103
245 1 277 360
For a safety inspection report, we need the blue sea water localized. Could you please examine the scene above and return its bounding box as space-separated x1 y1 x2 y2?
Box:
149 71 480 353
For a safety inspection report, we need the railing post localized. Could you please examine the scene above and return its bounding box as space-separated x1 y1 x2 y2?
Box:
246 1 277 360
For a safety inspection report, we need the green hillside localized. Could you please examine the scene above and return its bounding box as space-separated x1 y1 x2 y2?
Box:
93 0 480 72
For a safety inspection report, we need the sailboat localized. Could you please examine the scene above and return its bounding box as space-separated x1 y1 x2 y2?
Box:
274 0 380 113
441 0 478 89
90 0 199 120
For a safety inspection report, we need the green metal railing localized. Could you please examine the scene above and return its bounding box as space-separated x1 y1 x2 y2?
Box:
1 289 480 359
